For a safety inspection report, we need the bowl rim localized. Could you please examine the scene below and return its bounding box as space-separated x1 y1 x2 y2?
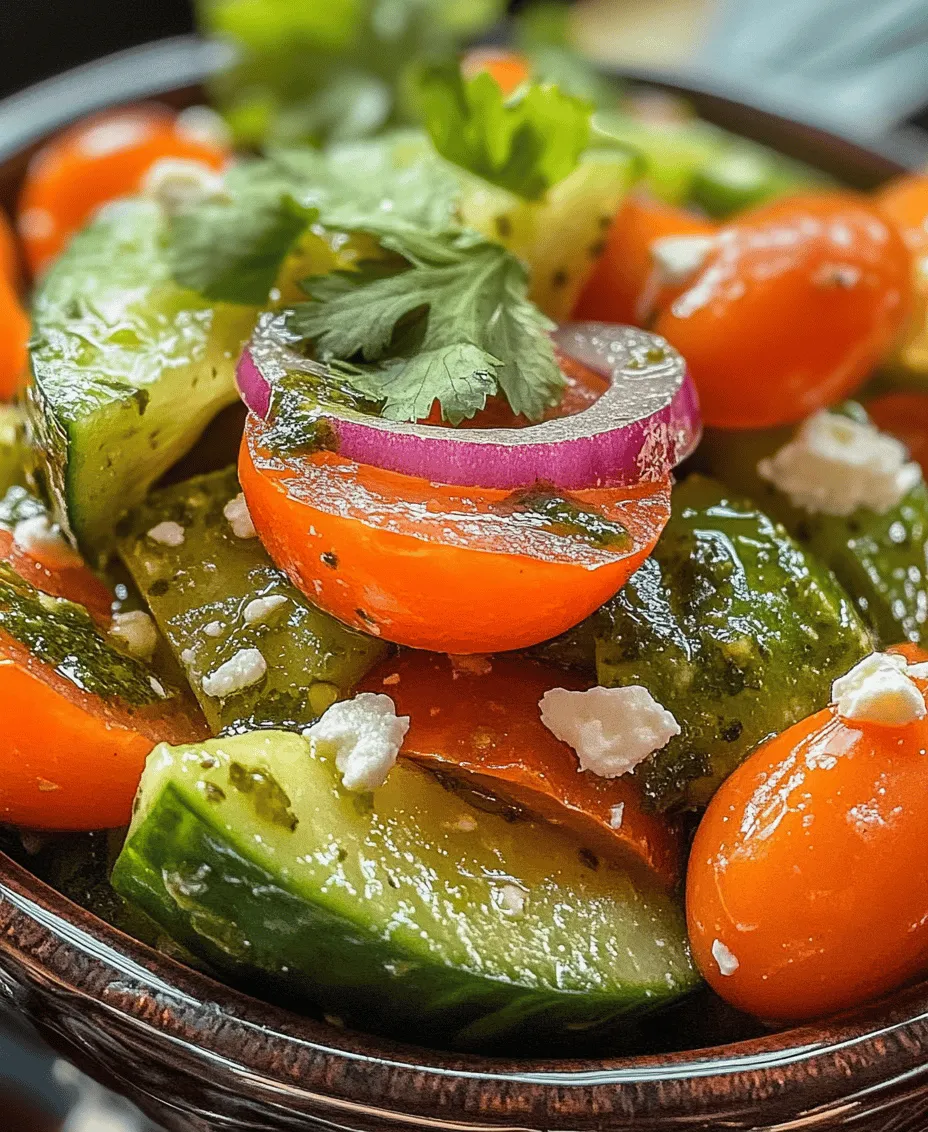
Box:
3 34 928 1126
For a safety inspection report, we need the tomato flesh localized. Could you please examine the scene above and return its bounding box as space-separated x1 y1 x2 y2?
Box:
687 681 928 1021
656 193 912 429
360 651 681 884
240 415 670 653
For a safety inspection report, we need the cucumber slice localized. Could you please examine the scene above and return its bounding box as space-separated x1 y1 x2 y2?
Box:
458 148 639 321
597 475 871 811
118 469 387 734
0 406 27 496
27 199 257 562
112 729 698 1049
689 145 825 219
699 413 928 647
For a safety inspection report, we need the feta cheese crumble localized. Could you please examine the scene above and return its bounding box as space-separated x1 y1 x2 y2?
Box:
494 883 527 916
108 610 158 659
243 594 288 625
609 802 625 830
757 411 922 517
539 685 680 778
202 647 267 698
224 494 257 540
832 652 926 726
12 514 81 566
175 104 233 149
203 620 224 638
304 692 409 792
141 157 225 214
650 234 716 285
147 520 185 547
711 938 740 977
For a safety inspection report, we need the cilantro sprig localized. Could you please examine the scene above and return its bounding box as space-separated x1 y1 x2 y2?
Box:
417 63 593 201
288 224 565 424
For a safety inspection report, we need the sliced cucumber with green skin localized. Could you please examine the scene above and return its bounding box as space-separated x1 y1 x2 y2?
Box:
689 144 825 219
699 410 928 647
0 406 27 496
118 468 387 734
597 475 871 812
458 148 639 321
27 199 257 562
112 730 698 1049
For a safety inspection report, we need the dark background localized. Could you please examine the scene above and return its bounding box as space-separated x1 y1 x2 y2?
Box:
0 0 194 98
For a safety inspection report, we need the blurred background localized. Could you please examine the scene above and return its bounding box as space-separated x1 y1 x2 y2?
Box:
1 0 928 1127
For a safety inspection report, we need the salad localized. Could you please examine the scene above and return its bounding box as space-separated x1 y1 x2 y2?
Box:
3 3 928 1055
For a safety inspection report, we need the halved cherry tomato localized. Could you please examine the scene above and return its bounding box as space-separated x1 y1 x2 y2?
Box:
867 391 928 477
360 651 681 885
460 48 531 97
0 527 112 625
18 104 230 276
656 193 913 429
239 415 671 653
0 273 28 400
687 668 928 1021
0 530 205 829
573 192 716 326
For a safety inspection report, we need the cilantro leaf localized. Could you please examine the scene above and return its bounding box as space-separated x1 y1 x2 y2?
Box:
417 63 593 201
288 228 565 424
166 141 460 304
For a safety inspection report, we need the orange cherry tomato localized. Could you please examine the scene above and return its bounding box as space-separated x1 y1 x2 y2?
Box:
656 193 913 429
239 414 671 653
573 192 716 326
876 173 928 257
867 391 928 477
18 104 230 276
360 651 681 885
0 272 29 400
0 209 21 287
460 48 531 97
687 673 928 1022
0 527 112 625
0 528 205 830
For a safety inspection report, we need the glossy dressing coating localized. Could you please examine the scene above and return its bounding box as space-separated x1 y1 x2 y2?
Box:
687 664 928 1022
656 193 912 429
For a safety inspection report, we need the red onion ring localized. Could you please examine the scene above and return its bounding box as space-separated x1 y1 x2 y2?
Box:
237 315 701 490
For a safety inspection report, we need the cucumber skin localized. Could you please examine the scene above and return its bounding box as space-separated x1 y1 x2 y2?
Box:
0 406 27 496
597 475 872 811
27 200 256 562
112 732 698 1050
119 469 387 734
699 423 928 648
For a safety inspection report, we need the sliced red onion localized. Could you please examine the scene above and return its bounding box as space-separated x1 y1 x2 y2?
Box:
237 315 701 490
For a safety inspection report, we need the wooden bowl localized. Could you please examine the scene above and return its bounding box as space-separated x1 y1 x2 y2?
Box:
2 36 928 1132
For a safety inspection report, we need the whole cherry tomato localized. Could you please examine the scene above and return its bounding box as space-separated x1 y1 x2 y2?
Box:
573 192 716 326
460 48 531 97
687 657 928 1021
18 104 230 276
656 193 912 429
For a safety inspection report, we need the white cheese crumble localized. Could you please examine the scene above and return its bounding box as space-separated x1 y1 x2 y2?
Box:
141 157 225 214
108 610 158 659
147 520 185 547
539 685 680 778
832 652 926 726
243 594 288 626
650 233 716 285
304 692 409 792
495 883 527 916
757 411 922 517
609 802 625 830
175 104 233 149
12 514 81 565
202 647 267 698
149 676 167 698
712 938 740 977
203 620 225 638
224 494 257 540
